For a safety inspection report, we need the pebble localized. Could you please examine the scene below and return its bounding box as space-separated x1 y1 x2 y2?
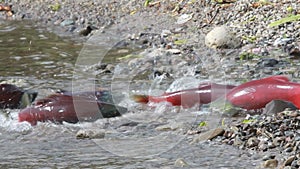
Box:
60 19 75 26
176 14 193 25
76 129 105 139
166 49 181 54
192 128 225 143
205 25 240 49
263 159 278 168
174 158 188 167
283 156 295 166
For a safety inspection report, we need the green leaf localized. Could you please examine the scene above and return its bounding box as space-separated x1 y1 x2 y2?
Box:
242 119 256 124
198 121 207 127
286 6 293 13
50 3 61 11
268 14 300 27
144 0 152 7
221 118 225 126
174 39 187 45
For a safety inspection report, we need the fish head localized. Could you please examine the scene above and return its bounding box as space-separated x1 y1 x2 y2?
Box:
18 107 39 125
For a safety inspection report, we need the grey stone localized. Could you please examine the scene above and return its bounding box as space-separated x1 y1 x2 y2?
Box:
205 25 240 49
263 100 297 115
76 129 105 139
262 159 278 168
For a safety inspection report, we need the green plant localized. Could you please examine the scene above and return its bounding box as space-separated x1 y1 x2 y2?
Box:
144 0 152 7
50 3 61 11
268 14 300 27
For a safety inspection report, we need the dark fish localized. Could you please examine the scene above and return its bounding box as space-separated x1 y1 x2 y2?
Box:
18 90 127 125
0 84 37 109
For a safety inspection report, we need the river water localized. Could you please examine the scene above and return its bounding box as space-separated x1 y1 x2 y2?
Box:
0 20 263 168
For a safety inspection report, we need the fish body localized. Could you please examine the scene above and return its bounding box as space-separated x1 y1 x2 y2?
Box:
0 84 37 109
132 83 236 108
18 90 127 125
226 75 300 110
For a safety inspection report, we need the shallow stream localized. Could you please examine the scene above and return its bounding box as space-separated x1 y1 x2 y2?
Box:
0 20 263 168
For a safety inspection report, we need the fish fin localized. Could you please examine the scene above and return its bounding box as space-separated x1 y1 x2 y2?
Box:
98 102 127 118
131 95 149 104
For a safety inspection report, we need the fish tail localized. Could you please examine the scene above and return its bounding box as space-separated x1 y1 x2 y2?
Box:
131 95 149 104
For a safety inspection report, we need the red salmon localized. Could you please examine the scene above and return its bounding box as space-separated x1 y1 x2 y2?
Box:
226 75 300 110
132 83 236 108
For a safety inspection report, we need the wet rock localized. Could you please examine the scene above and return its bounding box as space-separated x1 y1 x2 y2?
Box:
79 26 93 36
263 100 297 115
205 25 240 49
256 58 279 67
207 128 225 140
262 159 278 168
192 128 225 143
76 129 105 139
174 158 188 167
155 122 187 131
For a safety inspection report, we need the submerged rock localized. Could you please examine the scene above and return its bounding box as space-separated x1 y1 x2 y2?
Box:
174 158 188 167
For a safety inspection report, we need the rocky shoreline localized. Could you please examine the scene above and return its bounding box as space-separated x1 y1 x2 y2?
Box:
1 0 300 168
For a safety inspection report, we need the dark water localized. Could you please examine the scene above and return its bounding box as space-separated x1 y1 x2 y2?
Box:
0 20 81 91
0 20 262 168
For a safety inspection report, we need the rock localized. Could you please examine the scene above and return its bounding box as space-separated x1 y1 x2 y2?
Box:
167 49 181 54
192 128 225 143
263 159 278 168
174 158 188 167
60 19 75 26
256 58 279 68
155 122 185 131
79 26 92 36
233 136 243 146
246 137 259 148
207 128 226 140
283 156 295 166
263 100 297 115
262 155 276 161
258 141 268 151
176 14 193 25
205 25 240 49
76 129 105 139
